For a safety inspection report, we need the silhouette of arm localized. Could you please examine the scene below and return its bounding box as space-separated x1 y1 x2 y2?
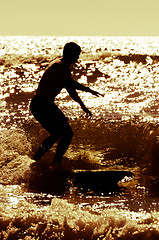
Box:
66 85 92 116
65 78 103 97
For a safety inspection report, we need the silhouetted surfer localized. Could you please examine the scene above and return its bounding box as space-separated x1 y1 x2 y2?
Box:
30 42 103 166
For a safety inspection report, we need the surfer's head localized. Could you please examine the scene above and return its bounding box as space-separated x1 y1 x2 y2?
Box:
63 42 81 64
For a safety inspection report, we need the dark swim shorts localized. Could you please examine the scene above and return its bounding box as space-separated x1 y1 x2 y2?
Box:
30 95 71 135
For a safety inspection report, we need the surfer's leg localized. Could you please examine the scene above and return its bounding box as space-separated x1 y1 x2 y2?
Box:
33 124 72 163
53 124 73 163
30 96 62 161
30 96 73 163
32 113 73 163
50 107 73 164
33 133 61 161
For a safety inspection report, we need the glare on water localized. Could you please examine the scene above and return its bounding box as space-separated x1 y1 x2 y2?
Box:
0 36 159 239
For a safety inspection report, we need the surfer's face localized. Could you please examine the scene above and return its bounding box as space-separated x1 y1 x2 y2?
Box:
71 52 80 64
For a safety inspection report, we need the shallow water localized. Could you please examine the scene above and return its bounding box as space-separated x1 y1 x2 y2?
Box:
0 36 159 239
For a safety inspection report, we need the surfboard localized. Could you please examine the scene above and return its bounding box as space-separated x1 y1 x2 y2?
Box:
71 170 134 194
28 162 134 195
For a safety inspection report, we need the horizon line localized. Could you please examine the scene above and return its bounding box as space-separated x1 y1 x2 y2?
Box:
0 35 159 38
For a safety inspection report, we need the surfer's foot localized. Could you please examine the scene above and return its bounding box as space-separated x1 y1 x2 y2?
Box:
53 153 63 164
33 154 41 161
49 161 61 171
33 145 46 161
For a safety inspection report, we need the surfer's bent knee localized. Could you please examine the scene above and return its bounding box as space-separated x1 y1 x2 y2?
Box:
65 127 73 141
69 128 73 139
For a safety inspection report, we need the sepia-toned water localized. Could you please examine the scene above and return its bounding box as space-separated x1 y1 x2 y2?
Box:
0 36 159 239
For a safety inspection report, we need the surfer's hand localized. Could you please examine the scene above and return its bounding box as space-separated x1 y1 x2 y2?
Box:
83 106 92 117
90 89 104 97
86 109 92 117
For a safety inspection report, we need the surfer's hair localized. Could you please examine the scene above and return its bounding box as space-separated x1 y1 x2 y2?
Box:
63 42 81 62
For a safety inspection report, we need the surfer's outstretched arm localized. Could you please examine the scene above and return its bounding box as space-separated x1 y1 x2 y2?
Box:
66 79 104 97
66 86 92 116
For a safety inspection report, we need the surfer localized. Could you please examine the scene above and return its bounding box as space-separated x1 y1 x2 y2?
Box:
30 42 103 165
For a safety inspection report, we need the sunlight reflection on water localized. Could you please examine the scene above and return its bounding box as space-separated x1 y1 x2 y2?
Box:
0 37 159 239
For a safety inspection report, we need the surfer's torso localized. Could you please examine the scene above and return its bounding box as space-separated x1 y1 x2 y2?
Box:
36 58 72 101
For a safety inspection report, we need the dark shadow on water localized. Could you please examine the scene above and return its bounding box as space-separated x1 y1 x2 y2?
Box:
28 160 71 195
28 160 134 196
72 170 134 196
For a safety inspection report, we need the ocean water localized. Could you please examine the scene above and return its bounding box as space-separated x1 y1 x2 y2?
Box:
0 36 159 239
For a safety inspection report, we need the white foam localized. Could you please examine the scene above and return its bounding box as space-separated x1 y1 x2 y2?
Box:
0 190 159 239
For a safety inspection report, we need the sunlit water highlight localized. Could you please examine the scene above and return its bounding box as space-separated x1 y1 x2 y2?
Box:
0 36 159 239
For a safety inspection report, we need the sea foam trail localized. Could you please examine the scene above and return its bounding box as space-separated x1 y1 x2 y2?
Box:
0 120 159 195
0 125 101 192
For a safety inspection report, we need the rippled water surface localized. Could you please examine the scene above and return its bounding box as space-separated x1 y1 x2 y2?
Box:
0 36 159 239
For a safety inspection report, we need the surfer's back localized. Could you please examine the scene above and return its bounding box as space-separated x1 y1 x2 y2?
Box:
36 58 71 100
